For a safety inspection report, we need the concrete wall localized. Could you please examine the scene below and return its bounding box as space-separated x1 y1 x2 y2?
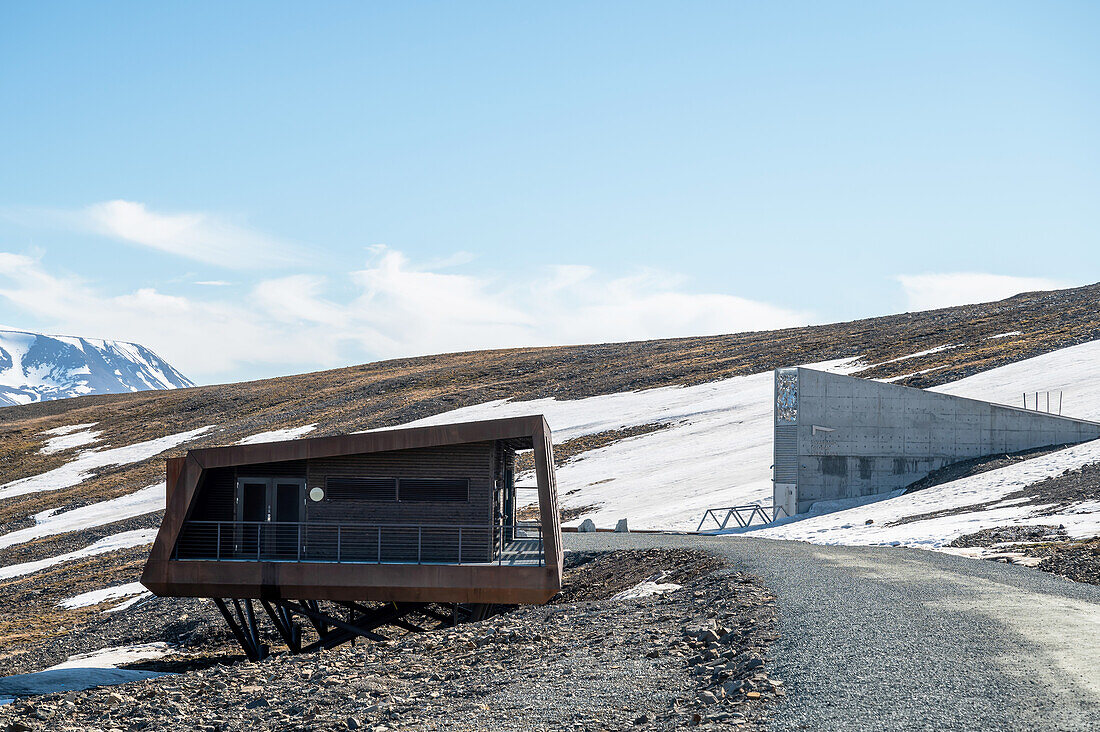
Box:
773 368 1100 515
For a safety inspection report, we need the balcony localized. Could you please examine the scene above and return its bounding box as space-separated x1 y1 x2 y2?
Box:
172 521 544 567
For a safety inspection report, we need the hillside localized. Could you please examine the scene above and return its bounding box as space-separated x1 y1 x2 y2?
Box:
0 282 1098 689
0 330 191 407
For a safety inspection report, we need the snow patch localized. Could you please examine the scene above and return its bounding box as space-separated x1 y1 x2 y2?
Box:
60 582 149 609
237 424 318 445
611 579 683 601
0 426 212 502
42 423 98 436
104 592 152 613
0 529 158 580
0 643 170 699
40 428 102 455
0 483 165 550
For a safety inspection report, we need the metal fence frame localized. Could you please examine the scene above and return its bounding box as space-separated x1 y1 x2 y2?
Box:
173 520 544 567
696 504 787 532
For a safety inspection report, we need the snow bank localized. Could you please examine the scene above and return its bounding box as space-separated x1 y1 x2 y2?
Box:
237 424 317 445
0 643 170 698
0 483 165 551
0 426 212 502
60 582 149 610
0 529 157 580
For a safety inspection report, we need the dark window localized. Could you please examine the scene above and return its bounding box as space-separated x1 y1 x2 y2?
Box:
325 477 397 501
398 478 469 502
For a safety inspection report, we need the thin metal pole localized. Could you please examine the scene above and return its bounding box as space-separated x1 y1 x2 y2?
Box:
1059 391 1063 415
377 527 382 564
297 523 301 561
1046 391 1050 413
216 523 221 560
458 527 462 565
337 524 341 563
417 526 422 564
1035 392 1038 412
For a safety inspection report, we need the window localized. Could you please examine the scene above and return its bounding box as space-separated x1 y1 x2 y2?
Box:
398 478 469 502
324 477 397 501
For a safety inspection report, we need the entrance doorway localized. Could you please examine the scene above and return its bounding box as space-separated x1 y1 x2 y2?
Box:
235 477 305 558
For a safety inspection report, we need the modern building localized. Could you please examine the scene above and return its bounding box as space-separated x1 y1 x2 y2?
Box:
141 415 562 659
773 368 1100 516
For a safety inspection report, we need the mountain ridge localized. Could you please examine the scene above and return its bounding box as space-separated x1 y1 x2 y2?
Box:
0 329 192 407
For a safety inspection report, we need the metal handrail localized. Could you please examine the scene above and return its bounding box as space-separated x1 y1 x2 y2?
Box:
173 520 544 567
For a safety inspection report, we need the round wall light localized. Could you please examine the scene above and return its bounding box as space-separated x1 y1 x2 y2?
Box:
309 487 325 502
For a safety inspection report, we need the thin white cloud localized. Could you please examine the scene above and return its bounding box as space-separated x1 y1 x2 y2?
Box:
3 200 301 269
0 248 812 383
83 200 302 269
194 280 232 286
896 272 1070 311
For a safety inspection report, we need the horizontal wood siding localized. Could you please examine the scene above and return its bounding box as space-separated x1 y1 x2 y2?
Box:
306 442 495 561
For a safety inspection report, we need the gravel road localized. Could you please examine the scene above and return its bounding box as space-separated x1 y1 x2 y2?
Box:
568 533 1100 731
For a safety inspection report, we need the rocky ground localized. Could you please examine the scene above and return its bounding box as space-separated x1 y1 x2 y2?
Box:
948 526 1100 586
0 549 782 731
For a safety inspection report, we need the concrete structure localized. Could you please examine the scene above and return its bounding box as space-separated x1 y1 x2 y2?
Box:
773 368 1100 516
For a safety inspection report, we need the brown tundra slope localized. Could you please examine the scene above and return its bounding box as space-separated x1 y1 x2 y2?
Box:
0 282 1098 672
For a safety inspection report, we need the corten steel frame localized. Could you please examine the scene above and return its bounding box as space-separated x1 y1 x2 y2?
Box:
141 415 563 606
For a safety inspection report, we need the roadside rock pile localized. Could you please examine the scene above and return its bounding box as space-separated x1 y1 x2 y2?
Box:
0 550 780 731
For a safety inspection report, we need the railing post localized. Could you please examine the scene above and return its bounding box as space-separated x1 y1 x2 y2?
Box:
256 523 261 559
337 525 341 563
297 523 302 561
216 522 221 560
377 526 382 564
457 527 462 565
417 526 422 564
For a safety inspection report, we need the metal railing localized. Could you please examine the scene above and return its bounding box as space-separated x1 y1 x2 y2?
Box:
696 504 788 532
173 521 544 566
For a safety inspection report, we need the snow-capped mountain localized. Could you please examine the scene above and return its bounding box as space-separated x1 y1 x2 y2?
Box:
0 330 192 406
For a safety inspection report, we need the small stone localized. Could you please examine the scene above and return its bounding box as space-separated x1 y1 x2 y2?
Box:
633 713 650 725
346 718 361 730
245 698 269 709
745 691 761 700
721 679 743 696
699 630 720 644
698 691 719 705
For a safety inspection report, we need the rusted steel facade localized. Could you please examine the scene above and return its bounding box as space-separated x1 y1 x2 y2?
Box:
142 415 563 605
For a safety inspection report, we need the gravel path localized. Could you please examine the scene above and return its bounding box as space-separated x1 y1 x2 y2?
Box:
567 533 1100 731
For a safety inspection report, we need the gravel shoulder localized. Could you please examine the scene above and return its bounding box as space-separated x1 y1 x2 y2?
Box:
567 533 1100 732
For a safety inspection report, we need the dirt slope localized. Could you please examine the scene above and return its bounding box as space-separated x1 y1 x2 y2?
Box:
0 282 1097 675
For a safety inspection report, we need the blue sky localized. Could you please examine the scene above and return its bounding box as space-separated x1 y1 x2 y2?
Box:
1 1 1097 384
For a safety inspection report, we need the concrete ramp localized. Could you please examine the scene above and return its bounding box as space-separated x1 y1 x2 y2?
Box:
773 368 1100 515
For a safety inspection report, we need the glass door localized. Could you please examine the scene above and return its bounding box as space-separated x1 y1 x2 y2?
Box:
235 478 305 559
